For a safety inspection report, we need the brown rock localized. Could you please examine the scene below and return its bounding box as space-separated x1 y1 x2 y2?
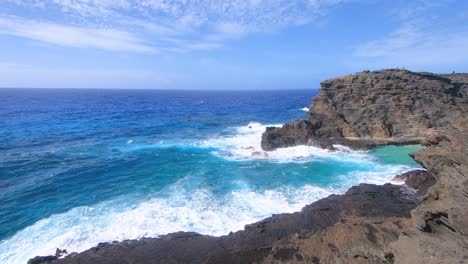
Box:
30 184 418 264
261 69 467 151
31 69 468 264
261 120 329 151
392 170 436 196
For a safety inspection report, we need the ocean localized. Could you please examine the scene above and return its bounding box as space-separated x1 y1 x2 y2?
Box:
0 89 422 263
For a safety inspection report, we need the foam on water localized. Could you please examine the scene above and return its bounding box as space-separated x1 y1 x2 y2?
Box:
0 121 420 264
117 122 374 164
300 107 309 112
0 184 335 264
0 163 413 264
201 122 372 163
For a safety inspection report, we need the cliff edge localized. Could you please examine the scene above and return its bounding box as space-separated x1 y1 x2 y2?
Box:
262 69 467 150
30 70 468 263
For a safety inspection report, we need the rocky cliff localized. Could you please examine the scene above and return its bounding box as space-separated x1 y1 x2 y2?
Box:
391 129 468 263
262 69 467 150
30 70 468 264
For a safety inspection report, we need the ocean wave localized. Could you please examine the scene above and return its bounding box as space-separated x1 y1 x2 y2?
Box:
200 122 372 163
300 107 309 112
0 161 414 264
117 142 214 153
0 184 335 264
116 122 374 164
0 121 420 263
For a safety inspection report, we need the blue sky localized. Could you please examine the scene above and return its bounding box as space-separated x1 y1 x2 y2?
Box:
1 0 468 89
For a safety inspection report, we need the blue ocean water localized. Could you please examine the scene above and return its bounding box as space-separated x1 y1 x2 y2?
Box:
0 89 421 263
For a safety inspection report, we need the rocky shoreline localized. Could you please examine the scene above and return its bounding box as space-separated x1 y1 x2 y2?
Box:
29 69 468 263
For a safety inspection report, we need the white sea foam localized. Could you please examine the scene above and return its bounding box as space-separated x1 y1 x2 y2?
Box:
0 162 413 264
348 164 414 186
0 185 334 264
201 122 371 163
119 122 373 164
300 107 309 112
0 121 420 264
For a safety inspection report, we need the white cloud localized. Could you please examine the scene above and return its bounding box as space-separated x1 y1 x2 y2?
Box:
2 0 345 52
0 17 155 52
351 0 468 71
352 31 468 70
354 23 423 57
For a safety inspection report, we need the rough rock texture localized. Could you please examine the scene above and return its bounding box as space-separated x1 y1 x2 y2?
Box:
31 184 419 264
31 70 468 263
261 120 332 150
261 69 467 150
391 129 468 264
258 69 468 263
392 170 436 196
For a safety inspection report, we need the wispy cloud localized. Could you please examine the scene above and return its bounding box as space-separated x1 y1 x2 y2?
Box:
354 23 423 57
2 0 345 53
0 17 155 52
352 0 468 70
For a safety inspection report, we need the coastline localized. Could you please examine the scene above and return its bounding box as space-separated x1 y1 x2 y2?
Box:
29 69 468 264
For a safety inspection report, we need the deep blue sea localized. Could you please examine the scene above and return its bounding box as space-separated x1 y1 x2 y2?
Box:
0 89 421 263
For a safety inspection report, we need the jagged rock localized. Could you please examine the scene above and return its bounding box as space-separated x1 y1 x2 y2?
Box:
261 69 467 150
27 256 57 264
308 69 466 140
30 69 468 264
29 184 418 264
391 129 468 263
55 248 68 258
392 170 436 196
261 120 333 151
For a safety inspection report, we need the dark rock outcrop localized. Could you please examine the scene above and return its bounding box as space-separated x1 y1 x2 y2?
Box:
261 69 467 150
27 256 57 264
258 69 468 263
261 120 333 150
30 69 468 263
392 170 436 196
30 184 419 264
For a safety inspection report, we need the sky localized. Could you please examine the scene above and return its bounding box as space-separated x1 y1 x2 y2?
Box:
0 0 468 89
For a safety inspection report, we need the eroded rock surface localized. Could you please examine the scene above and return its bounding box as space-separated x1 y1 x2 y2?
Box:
261 120 332 151
261 69 467 150
31 184 419 264
392 170 436 196
391 129 468 264
30 70 468 263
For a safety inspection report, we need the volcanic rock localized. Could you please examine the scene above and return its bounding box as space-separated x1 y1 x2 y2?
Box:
30 184 419 264
30 69 468 264
261 69 467 150
392 170 436 196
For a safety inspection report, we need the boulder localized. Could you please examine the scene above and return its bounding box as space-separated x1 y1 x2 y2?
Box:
261 120 332 151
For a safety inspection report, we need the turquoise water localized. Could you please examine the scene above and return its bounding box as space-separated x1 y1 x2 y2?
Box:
371 145 424 166
0 89 421 263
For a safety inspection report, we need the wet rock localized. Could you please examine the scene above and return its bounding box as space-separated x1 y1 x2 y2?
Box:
392 170 437 196
261 120 333 151
27 255 57 264
30 69 468 264
30 184 418 264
